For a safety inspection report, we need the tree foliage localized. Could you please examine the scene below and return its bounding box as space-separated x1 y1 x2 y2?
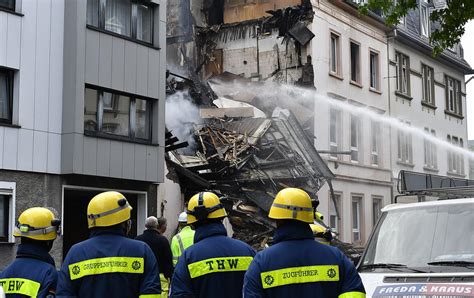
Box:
360 0 474 56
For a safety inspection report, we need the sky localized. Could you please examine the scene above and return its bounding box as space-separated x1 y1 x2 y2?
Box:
461 20 474 140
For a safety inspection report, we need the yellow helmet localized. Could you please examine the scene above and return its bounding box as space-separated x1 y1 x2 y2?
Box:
87 191 132 228
268 188 314 223
13 207 60 241
187 192 227 224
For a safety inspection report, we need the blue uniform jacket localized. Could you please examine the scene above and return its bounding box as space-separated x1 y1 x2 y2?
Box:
170 222 256 298
0 243 57 297
243 222 366 298
56 227 161 298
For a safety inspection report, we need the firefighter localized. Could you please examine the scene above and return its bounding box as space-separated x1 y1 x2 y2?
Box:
169 192 256 298
0 207 60 297
243 188 366 298
171 212 195 266
57 191 161 297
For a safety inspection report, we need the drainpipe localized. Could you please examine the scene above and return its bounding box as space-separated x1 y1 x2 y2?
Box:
387 28 396 203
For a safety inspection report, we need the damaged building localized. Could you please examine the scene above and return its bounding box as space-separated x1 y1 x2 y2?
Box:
166 0 393 248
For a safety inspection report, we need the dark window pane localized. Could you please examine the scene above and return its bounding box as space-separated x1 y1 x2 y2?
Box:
84 88 98 131
0 71 11 122
136 3 153 43
87 0 99 27
135 98 151 139
0 195 8 238
105 0 131 37
350 42 359 82
102 92 130 136
0 0 14 11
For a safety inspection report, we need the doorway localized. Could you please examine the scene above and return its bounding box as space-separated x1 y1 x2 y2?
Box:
62 188 144 259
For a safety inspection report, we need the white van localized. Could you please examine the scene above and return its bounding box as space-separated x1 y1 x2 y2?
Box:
357 198 474 297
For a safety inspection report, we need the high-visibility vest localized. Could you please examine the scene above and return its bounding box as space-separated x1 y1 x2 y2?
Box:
171 226 195 266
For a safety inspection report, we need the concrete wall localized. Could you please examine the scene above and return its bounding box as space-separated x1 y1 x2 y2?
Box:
0 0 64 175
389 40 469 181
61 0 166 183
0 171 63 270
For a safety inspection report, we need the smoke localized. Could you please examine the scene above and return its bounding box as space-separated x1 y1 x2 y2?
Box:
166 92 201 153
212 79 474 161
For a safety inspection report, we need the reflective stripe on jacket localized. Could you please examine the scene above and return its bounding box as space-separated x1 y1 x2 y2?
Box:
170 222 256 298
57 227 161 298
0 243 57 297
171 226 195 266
243 221 366 298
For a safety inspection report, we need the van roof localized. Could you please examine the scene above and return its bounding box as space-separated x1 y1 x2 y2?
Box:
382 198 474 212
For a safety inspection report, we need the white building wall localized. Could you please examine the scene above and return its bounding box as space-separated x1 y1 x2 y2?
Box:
0 0 64 174
311 0 392 245
389 40 469 185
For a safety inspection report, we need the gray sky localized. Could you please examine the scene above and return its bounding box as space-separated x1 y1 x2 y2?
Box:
462 20 474 140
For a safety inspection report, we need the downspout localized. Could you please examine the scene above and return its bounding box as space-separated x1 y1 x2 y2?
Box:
387 28 395 203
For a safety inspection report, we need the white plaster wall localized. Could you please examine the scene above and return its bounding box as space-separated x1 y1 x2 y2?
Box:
157 163 184 240
310 0 392 245
389 40 469 181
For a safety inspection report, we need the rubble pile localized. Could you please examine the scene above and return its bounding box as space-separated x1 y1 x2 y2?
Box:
165 75 363 262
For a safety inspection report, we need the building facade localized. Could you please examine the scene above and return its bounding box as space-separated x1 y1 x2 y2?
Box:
0 0 166 268
387 0 472 198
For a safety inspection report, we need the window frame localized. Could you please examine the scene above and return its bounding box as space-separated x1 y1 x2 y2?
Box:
328 192 342 237
350 114 361 163
395 52 410 95
87 0 155 46
351 195 363 244
420 0 430 38
329 108 341 160
372 196 382 227
445 75 462 117
350 40 361 84
329 31 341 76
84 84 155 144
0 67 14 125
421 64 435 105
423 128 437 170
447 135 465 175
369 49 380 91
370 120 380 166
397 120 413 164
0 182 15 243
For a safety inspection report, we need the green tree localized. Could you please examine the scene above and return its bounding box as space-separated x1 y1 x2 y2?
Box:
360 0 474 55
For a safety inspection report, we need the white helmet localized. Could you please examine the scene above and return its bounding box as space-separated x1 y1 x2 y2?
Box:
178 211 188 223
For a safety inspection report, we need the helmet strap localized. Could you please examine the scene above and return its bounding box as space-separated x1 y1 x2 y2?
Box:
271 203 313 219
88 200 130 226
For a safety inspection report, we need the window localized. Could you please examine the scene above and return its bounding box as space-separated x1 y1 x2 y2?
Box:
372 197 382 226
447 135 465 175
329 108 341 159
397 121 413 164
87 0 154 44
350 115 361 162
420 0 430 37
0 0 14 11
371 121 380 166
84 86 153 141
424 128 437 170
330 33 341 75
350 41 361 83
395 52 410 95
329 193 342 236
370 51 379 90
0 68 13 124
0 195 9 242
422 64 435 105
352 195 363 243
445 76 462 116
